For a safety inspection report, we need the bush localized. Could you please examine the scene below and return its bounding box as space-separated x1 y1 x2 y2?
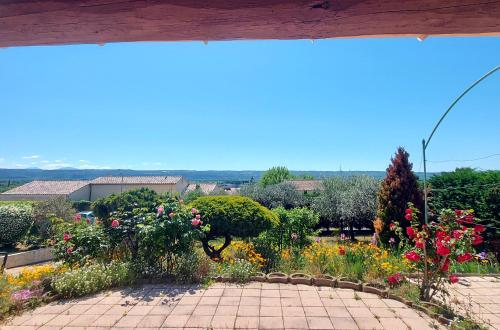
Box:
51 261 136 298
260 166 293 187
190 196 278 259
429 168 500 246
213 259 259 283
0 205 33 246
72 200 92 212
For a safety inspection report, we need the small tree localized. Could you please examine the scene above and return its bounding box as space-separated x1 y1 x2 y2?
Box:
260 166 293 187
240 182 307 209
190 196 278 260
377 147 423 244
32 197 77 243
313 176 379 239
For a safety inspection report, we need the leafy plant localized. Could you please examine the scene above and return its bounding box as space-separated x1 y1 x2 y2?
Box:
272 207 320 251
213 259 258 283
31 197 77 244
0 205 33 247
190 196 278 259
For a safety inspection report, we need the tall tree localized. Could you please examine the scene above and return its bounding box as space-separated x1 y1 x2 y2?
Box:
377 147 423 244
260 166 293 187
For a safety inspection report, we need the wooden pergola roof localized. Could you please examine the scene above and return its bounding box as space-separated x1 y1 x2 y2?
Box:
1 0 499 47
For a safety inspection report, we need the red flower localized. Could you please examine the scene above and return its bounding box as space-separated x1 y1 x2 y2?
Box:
436 243 451 256
338 246 346 255
406 227 416 239
389 223 396 231
415 239 424 249
472 234 483 246
452 230 462 240
449 274 459 284
405 251 421 262
473 224 485 233
63 232 71 242
457 253 472 263
440 258 450 272
405 208 413 214
191 218 201 226
404 213 412 221
66 247 73 255
387 273 402 285
74 214 82 222
111 219 120 228
455 210 462 217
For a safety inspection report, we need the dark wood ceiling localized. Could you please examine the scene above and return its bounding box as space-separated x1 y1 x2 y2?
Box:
1 0 499 47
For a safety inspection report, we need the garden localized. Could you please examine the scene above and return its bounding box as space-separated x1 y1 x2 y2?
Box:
1 148 499 329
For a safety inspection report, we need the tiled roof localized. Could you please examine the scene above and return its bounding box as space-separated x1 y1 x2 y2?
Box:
287 180 324 191
90 176 182 185
1 180 89 195
185 183 218 194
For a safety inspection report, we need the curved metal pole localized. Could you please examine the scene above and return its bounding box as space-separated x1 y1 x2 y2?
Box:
422 66 500 225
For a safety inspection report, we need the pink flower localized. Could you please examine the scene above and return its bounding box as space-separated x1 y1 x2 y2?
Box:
452 230 462 239
157 206 164 216
404 213 412 221
405 251 421 262
191 218 201 226
405 208 413 215
449 274 459 284
415 239 424 249
66 247 73 255
74 214 82 222
191 208 198 214
291 233 299 240
63 232 71 242
111 219 120 228
168 212 175 218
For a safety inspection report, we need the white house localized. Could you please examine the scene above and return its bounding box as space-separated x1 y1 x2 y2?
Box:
0 176 190 201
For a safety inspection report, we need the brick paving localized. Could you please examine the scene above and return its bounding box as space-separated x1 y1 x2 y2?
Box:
0 282 445 330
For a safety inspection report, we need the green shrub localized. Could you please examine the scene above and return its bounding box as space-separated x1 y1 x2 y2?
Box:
0 205 33 246
213 259 258 283
30 197 76 244
51 261 136 298
72 200 92 212
240 182 308 209
190 196 278 259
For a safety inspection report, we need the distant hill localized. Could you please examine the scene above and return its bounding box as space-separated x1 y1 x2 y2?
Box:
0 168 436 185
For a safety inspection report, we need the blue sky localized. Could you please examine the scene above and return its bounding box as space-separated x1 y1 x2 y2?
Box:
0 37 499 172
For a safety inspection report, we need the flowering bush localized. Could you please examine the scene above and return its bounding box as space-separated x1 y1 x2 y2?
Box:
52 220 110 266
51 261 136 298
221 241 265 269
390 204 482 301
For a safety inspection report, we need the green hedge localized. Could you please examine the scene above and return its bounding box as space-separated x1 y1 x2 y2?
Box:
0 205 33 246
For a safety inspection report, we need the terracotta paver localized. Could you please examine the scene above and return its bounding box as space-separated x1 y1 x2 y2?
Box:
1 281 470 330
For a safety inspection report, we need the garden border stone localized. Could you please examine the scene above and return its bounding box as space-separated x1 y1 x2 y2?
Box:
313 274 337 287
0 247 53 269
289 273 312 285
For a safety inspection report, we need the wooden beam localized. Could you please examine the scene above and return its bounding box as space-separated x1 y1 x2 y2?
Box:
1 0 499 47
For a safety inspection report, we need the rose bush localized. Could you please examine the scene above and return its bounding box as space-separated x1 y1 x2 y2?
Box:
390 204 482 301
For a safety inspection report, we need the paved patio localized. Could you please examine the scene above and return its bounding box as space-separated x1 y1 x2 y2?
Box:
1 282 444 330
447 276 500 329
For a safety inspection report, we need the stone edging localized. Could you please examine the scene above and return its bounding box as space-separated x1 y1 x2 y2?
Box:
0 247 54 269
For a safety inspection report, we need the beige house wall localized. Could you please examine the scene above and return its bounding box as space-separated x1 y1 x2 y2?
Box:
0 194 66 201
69 185 91 201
